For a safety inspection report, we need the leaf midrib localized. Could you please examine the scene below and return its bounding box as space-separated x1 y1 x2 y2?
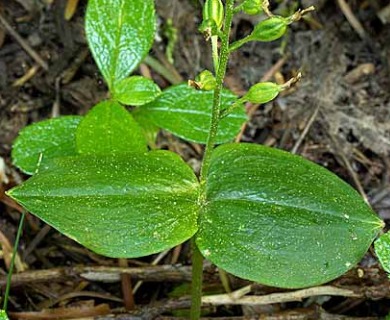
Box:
11 183 198 198
109 0 126 89
207 196 381 226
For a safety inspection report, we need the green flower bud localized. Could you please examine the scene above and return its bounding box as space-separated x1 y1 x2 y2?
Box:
203 0 224 30
199 19 215 39
243 82 281 104
188 70 216 91
250 16 288 42
242 0 263 15
197 70 217 90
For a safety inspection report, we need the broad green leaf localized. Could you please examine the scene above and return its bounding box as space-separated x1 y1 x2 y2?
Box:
132 108 160 148
196 143 383 288
12 116 82 175
7 151 199 258
375 232 390 274
0 310 9 320
141 84 247 144
85 0 156 89
113 76 161 106
76 101 147 155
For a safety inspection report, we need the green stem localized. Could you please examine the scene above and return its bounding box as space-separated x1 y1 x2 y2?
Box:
219 98 246 119
199 0 235 184
233 2 245 14
190 239 204 320
229 35 253 52
190 2 235 319
211 35 219 73
2 211 25 311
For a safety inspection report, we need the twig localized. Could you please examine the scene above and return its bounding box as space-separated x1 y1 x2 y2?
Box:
235 56 287 142
156 309 378 320
170 244 182 264
328 133 369 204
343 63 375 84
336 0 368 41
119 259 135 310
9 303 110 319
291 106 320 154
378 3 390 24
0 157 8 185
60 47 89 84
22 224 51 260
96 300 379 320
133 249 171 294
51 78 61 118
201 285 359 305
65 0 80 21
260 56 288 84
140 63 153 79
0 13 48 70
12 64 40 87
0 194 24 213
0 265 193 287
42 291 123 308
2 264 389 300
144 55 182 85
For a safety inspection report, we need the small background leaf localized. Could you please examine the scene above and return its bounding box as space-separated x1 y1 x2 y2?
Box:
85 0 155 89
76 100 147 154
375 232 390 274
140 84 247 144
0 310 9 320
196 143 383 288
7 151 200 258
12 116 82 175
113 76 161 106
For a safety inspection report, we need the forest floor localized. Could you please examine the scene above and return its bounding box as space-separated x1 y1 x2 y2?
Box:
0 0 390 319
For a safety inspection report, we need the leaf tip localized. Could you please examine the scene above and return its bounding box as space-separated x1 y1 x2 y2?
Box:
5 188 12 196
4 185 23 201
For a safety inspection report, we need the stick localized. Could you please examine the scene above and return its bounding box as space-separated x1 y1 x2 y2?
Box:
201 285 359 305
0 13 48 70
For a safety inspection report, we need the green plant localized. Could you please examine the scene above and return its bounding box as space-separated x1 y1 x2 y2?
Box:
0 311 8 320
4 0 384 319
375 232 390 275
0 212 25 320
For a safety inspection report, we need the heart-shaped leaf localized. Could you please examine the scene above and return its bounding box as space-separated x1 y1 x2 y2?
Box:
12 116 82 175
141 84 247 144
76 101 147 155
85 0 156 89
196 143 383 288
113 76 161 106
7 151 199 258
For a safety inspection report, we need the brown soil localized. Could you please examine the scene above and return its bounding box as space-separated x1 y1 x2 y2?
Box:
0 0 390 319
